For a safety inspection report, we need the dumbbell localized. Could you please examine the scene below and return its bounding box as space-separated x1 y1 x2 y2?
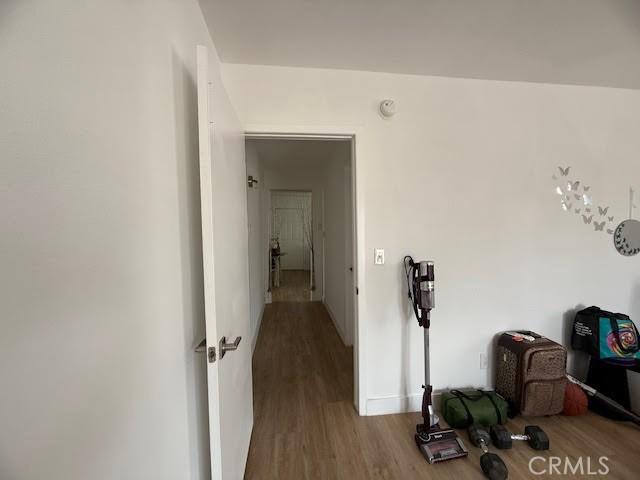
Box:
490 425 549 451
467 424 508 480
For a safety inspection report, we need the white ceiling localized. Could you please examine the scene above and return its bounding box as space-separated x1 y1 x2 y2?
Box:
199 0 640 89
249 139 350 171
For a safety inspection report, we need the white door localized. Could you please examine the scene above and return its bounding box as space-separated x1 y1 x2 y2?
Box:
197 45 253 480
272 191 311 270
274 207 305 269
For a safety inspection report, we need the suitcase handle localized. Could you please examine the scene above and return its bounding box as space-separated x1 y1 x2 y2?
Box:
513 330 542 339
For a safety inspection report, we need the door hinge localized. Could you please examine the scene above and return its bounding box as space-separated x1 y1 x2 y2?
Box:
208 346 216 363
356 287 359 295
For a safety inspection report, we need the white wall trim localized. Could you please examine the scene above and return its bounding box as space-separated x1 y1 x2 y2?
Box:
238 426 252 480
323 300 349 346
251 303 265 354
366 392 443 417
245 124 367 416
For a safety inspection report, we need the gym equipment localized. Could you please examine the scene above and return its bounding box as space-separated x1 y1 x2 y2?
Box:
585 359 635 420
467 424 508 480
562 382 588 416
490 425 549 451
572 307 640 419
567 375 640 427
404 256 468 464
495 330 567 416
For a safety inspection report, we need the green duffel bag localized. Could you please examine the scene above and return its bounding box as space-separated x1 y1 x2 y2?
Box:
441 389 508 429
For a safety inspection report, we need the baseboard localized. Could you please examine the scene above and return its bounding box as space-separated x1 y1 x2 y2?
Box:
251 303 265 355
323 301 349 346
240 417 253 480
366 391 443 417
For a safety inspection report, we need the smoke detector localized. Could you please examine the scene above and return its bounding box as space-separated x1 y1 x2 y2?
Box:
379 99 396 118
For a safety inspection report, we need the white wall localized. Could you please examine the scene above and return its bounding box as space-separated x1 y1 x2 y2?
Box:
323 143 353 345
245 143 265 351
0 1 245 479
223 63 640 415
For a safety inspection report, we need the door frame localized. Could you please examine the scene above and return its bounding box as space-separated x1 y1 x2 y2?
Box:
246 126 367 415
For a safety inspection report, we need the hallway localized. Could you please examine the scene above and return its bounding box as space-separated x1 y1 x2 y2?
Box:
245 301 355 479
271 270 311 302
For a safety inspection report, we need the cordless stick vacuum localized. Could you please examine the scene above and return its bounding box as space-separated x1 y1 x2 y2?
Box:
404 257 468 464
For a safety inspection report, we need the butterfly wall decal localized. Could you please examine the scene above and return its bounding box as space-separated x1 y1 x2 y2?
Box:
549 167 634 252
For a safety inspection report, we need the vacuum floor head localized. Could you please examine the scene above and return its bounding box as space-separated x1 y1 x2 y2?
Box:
415 425 469 464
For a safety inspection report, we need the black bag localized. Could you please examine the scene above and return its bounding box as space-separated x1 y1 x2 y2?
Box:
572 306 640 366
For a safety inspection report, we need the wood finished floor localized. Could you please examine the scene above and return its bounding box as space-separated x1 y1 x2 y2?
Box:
245 302 640 479
271 269 311 302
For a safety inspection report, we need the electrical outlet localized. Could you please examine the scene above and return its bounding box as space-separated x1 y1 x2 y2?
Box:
480 353 488 370
374 248 385 265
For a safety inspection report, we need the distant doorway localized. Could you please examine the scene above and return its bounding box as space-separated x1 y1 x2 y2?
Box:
270 190 312 302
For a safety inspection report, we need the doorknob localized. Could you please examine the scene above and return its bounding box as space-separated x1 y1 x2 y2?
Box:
219 336 242 359
195 338 217 363
194 337 207 352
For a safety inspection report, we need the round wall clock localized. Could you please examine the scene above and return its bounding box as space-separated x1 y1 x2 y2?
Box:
613 219 640 256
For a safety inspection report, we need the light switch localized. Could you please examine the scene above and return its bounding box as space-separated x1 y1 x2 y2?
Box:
374 248 385 265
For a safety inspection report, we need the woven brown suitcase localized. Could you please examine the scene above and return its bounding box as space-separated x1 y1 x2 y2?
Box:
495 331 567 416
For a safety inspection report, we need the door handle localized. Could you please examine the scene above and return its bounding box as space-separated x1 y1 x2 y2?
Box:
195 337 207 353
195 338 217 363
219 336 242 359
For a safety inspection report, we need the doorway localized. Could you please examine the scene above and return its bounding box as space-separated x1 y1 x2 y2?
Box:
271 190 313 302
244 131 364 413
